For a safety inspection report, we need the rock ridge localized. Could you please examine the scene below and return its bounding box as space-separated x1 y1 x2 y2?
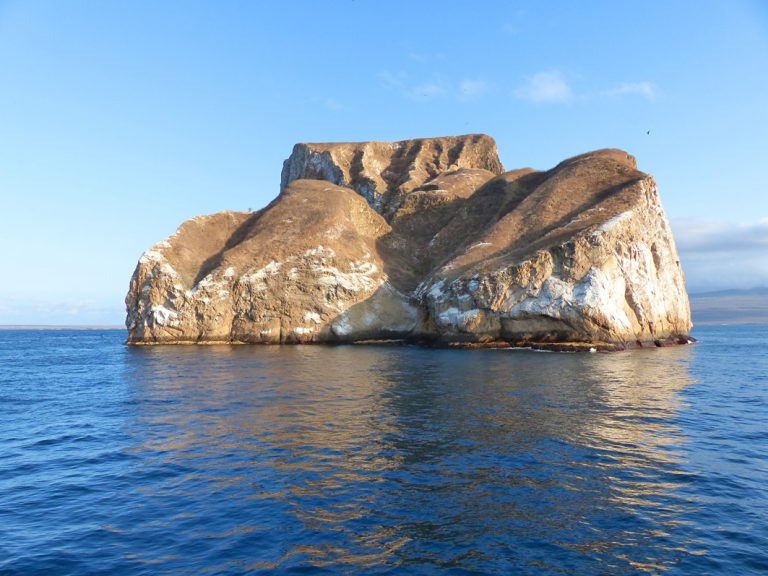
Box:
127 134 692 348
280 133 504 215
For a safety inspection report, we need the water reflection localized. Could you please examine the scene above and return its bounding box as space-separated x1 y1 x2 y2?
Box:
121 344 697 573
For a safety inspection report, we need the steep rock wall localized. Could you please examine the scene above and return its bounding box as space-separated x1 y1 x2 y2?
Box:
416 177 690 344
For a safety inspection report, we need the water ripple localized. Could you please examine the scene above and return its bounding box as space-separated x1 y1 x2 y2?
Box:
0 327 767 574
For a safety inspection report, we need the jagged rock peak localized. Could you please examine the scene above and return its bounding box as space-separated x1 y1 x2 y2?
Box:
280 133 504 215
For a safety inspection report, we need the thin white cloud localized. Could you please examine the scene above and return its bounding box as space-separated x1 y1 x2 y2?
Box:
605 81 657 100
323 98 343 111
308 96 343 111
378 71 488 103
673 218 768 253
459 79 488 101
407 51 445 63
501 9 526 35
378 71 445 101
501 22 519 35
515 70 572 103
378 70 408 91
406 82 446 101
672 218 768 292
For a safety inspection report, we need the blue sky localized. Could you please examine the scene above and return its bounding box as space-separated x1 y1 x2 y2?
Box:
1 0 767 325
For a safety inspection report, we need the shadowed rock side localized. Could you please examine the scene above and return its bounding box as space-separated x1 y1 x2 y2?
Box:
127 135 692 348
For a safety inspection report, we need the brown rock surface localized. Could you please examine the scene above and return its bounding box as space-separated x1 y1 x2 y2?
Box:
280 133 504 214
126 135 692 347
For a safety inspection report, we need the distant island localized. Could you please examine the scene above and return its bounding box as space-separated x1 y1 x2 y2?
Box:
0 325 125 331
689 287 768 325
125 134 692 350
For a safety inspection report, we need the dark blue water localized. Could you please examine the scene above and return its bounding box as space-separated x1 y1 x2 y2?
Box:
1 326 766 575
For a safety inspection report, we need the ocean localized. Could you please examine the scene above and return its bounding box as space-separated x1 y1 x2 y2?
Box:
1 325 766 575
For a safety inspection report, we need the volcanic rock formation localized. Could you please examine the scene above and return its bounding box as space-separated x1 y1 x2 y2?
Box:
126 134 692 348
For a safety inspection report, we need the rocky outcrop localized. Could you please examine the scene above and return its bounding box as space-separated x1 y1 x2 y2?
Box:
126 135 692 348
126 180 417 343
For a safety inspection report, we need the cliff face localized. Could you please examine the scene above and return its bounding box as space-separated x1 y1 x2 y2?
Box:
127 135 692 348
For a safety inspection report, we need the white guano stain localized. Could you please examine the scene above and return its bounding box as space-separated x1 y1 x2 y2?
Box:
304 245 336 258
436 307 482 329
150 305 178 327
303 312 322 324
592 211 632 237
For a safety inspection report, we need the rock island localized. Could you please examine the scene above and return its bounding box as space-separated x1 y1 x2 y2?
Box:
126 134 692 349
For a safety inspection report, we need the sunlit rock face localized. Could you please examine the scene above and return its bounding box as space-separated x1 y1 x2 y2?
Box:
126 135 691 347
280 134 504 215
126 181 415 344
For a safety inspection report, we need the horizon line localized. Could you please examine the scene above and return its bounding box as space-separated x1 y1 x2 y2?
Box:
0 325 126 330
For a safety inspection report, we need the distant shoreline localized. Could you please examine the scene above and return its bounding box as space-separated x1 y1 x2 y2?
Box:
693 319 768 326
689 290 768 326
0 325 126 330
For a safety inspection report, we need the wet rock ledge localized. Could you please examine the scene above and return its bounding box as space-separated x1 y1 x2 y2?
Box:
126 134 692 349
